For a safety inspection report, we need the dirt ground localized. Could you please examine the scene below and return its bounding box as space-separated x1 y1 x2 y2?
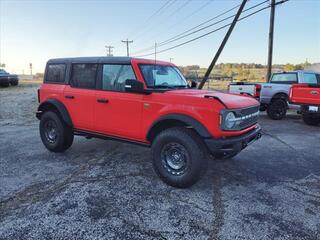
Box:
0 83 319 240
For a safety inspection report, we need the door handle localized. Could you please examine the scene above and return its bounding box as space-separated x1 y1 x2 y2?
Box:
65 95 75 99
97 98 109 103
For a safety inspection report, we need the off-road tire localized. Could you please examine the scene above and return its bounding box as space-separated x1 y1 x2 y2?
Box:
10 81 18 86
267 99 287 120
40 111 74 152
302 113 320 126
151 127 208 188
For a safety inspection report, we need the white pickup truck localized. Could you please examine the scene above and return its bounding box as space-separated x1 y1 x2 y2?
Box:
229 71 320 120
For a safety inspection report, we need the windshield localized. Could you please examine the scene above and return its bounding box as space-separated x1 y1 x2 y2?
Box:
139 64 187 88
0 69 8 75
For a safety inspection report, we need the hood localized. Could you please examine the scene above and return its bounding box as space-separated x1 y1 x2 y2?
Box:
0 73 17 77
165 89 259 109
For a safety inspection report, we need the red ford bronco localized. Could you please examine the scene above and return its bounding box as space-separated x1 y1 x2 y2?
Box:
37 57 261 188
290 83 320 126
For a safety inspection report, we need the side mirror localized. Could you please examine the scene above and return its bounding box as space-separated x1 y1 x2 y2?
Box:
189 80 197 88
125 79 145 93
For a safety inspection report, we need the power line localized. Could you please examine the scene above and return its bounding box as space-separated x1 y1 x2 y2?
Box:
134 4 277 58
133 0 269 55
110 0 175 47
132 1 242 55
199 0 248 89
159 0 269 47
133 0 192 42
129 0 177 40
133 0 214 51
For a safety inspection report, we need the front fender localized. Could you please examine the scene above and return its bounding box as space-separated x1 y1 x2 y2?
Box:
147 114 211 141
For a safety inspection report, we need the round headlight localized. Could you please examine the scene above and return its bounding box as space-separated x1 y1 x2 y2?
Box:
225 112 236 129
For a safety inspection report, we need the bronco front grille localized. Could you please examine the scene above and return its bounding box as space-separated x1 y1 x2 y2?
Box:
237 106 259 129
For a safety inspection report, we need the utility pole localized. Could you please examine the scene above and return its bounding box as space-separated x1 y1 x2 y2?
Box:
121 39 133 57
198 0 247 89
29 63 33 76
266 0 276 82
105 45 114 56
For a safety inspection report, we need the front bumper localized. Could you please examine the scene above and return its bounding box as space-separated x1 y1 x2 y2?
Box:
204 125 262 154
0 77 10 84
9 78 19 83
301 105 320 114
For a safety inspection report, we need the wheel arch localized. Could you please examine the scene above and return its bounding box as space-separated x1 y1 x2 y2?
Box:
37 99 73 127
271 92 288 102
146 114 211 143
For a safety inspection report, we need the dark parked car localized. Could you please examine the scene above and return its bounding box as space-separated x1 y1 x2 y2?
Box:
0 69 19 87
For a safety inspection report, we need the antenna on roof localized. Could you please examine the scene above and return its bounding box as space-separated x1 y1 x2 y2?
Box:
154 42 157 64
154 42 157 85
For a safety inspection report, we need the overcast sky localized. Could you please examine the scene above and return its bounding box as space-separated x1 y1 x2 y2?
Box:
0 0 319 73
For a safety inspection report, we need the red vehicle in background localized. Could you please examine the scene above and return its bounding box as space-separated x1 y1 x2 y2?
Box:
37 57 261 188
290 84 320 126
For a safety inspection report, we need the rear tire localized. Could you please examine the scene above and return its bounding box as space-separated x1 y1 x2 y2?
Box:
267 99 287 120
40 111 74 152
302 113 320 126
151 127 208 188
11 81 18 86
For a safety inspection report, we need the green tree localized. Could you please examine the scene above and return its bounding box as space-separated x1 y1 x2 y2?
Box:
284 64 295 71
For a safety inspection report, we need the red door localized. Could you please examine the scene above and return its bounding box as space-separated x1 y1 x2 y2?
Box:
94 64 143 141
63 86 96 131
63 63 98 131
94 90 143 141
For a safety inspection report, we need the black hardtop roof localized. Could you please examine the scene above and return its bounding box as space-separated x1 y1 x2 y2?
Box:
47 56 133 64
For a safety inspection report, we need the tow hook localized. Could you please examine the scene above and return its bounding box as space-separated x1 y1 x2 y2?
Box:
242 132 262 149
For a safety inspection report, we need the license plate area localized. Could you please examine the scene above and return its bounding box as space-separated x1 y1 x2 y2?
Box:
308 106 319 112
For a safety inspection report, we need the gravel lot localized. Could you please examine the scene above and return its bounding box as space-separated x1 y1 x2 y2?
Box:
0 83 319 240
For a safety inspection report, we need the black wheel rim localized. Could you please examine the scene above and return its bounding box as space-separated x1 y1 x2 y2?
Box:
44 120 58 144
272 101 285 118
161 142 189 176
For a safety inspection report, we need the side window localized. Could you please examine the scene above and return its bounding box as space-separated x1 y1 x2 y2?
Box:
302 73 318 84
102 64 136 91
45 64 66 83
70 63 97 89
270 73 298 83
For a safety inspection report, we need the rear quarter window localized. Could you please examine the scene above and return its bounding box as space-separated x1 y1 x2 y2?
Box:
270 73 298 84
70 63 97 89
45 64 66 83
302 73 318 84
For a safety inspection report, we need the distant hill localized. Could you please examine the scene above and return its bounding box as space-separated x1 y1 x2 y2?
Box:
179 62 315 82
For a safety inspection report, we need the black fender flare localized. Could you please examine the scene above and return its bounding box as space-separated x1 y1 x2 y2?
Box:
37 99 73 127
147 114 211 142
